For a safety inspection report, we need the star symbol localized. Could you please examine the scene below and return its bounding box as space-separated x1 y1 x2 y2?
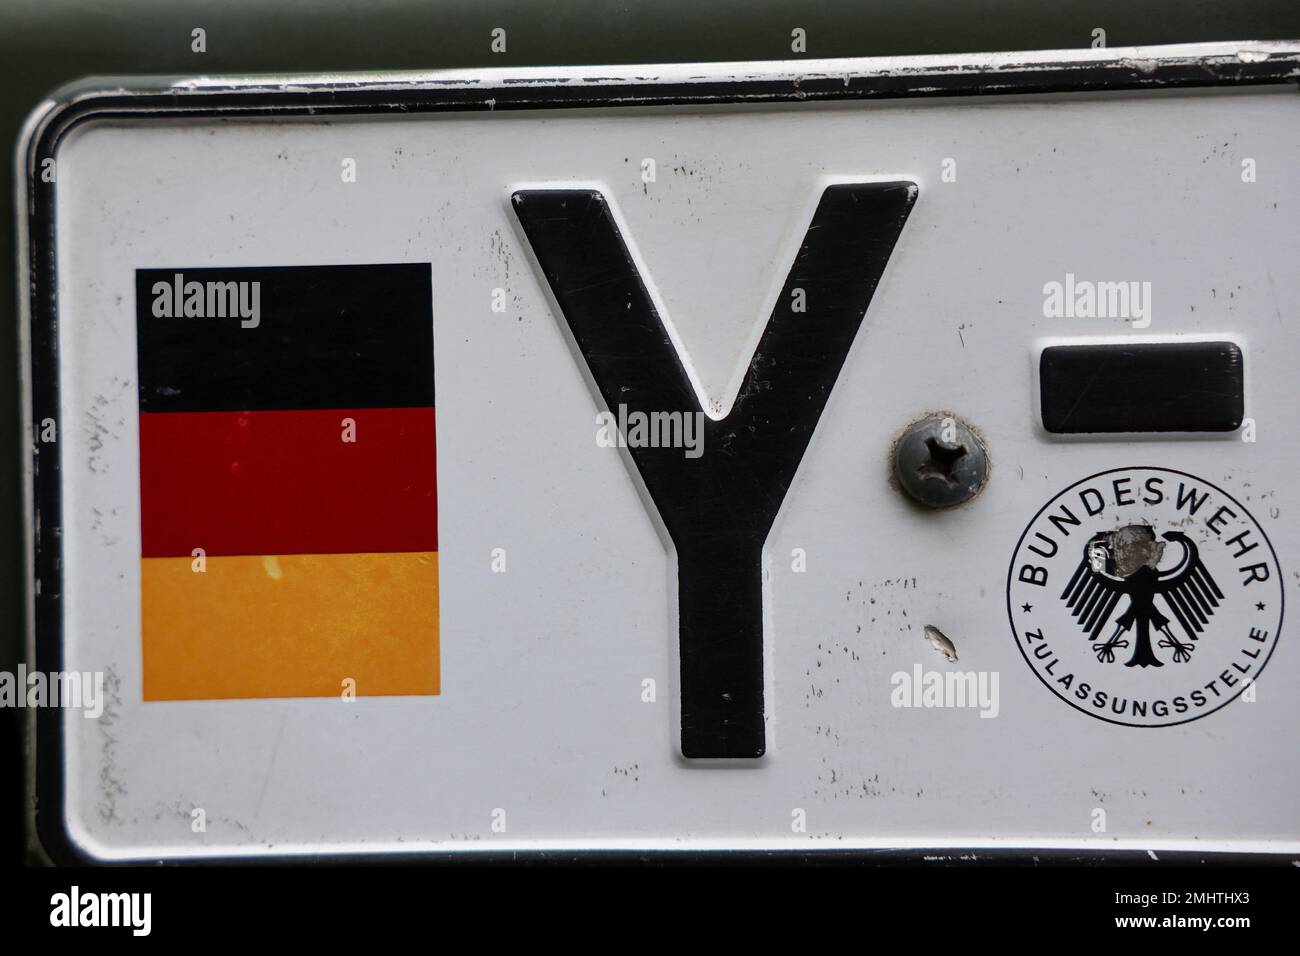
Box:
1021 603 1033 613
1256 602 1266 611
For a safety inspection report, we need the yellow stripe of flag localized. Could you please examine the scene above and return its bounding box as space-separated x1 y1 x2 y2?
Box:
142 551 439 701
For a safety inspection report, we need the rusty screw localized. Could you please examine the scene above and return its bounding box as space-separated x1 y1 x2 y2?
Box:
892 414 988 509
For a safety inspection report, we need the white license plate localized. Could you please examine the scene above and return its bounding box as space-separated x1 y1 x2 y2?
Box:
19 42 1300 862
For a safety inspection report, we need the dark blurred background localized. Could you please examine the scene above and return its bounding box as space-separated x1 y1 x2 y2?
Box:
3 0 1297 865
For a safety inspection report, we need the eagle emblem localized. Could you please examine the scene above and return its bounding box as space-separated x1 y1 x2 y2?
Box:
1061 525 1224 668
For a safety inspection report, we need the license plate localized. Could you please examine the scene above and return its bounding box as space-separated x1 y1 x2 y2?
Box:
20 42 1300 862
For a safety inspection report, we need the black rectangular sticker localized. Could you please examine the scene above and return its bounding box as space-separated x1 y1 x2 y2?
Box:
1039 341 1244 434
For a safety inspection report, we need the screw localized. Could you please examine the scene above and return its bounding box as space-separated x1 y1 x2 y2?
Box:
892 414 988 508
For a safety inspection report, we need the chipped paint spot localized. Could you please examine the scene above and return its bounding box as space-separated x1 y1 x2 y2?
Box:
923 624 958 662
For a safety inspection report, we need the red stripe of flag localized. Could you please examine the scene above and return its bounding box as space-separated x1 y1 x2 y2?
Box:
140 407 437 557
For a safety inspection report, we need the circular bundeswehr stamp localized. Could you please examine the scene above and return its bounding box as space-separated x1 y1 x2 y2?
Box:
1007 467 1283 727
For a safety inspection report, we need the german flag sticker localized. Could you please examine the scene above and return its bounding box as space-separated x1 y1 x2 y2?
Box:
136 264 438 701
